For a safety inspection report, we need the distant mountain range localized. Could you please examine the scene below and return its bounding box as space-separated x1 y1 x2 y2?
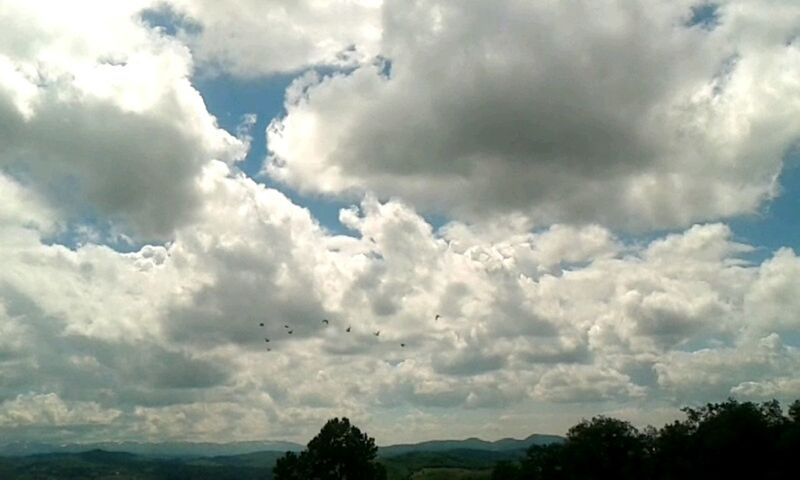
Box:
0 440 304 457
378 434 564 457
0 433 563 458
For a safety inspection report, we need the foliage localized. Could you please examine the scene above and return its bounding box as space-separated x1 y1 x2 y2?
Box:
383 449 524 480
492 398 800 480
273 417 387 480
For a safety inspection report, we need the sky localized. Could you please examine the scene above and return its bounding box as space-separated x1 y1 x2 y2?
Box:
1 0 800 446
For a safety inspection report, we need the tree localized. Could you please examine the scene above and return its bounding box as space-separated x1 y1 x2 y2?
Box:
518 443 565 480
788 399 800 424
491 398 800 480
273 417 387 480
680 399 785 479
273 451 304 480
561 416 647 480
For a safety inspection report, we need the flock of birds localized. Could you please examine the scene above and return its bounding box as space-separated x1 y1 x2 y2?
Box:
258 315 441 351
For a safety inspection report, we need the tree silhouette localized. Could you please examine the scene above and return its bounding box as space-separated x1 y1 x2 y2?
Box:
561 416 646 480
492 398 800 480
273 451 304 480
273 417 386 480
518 443 566 480
678 399 786 479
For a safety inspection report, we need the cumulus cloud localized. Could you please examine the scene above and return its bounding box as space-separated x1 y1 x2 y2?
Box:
0 393 121 428
266 0 800 229
533 365 646 403
0 172 55 233
3 166 800 442
654 334 800 402
0 0 246 238
159 0 383 76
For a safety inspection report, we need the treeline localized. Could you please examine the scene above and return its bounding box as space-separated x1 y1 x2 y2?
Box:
492 398 800 480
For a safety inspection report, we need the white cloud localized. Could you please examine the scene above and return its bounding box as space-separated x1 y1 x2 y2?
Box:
0 173 56 233
161 0 383 76
0 393 121 428
654 334 800 402
743 248 800 336
3 168 800 441
0 0 247 238
533 365 646 403
266 0 800 229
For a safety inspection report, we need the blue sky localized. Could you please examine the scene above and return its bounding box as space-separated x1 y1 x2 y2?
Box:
193 72 355 235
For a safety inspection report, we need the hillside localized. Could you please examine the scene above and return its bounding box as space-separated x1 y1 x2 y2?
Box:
0 433 563 480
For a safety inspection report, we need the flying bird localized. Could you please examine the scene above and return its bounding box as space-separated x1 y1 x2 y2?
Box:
374 330 380 337
346 326 351 333
288 330 293 335
284 325 289 329
264 338 270 343
267 348 272 352
435 314 441 321
259 322 264 327
400 343 406 348
322 319 329 325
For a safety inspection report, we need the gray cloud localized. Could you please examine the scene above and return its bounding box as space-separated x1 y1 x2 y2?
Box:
3 171 800 442
267 0 800 229
159 0 382 76
0 1 246 239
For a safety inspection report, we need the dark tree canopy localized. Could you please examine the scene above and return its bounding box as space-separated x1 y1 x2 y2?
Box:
492 398 800 480
273 417 386 480
562 416 647 479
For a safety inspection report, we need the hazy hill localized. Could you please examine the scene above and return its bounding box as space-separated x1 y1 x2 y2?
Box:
0 440 303 457
0 434 562 458
378 433 564 457
0 434 564 479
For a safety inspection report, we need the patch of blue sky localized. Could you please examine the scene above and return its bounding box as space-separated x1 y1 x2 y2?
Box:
686 3 720 30
41 216 143 253
728 153 800 260
193 72 355 235
139 5 201 36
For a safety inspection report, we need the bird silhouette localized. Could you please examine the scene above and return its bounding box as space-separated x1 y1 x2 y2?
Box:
288 330 293 334
435 314 441 321
346 326 351 333
259 322 264 327
264 338 270 343
284 325 289 329
322 319 329 325
374 330 380 337
400 343 406 347
267 347 272 352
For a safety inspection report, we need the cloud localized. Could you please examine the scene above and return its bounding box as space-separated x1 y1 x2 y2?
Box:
0 173 55 233
4 166 800 441
0 1 247 239
266 0 800 229
533 365 646 403
654 334 800 402
0 393 121 428
159 0 383 76
743 248 800 336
